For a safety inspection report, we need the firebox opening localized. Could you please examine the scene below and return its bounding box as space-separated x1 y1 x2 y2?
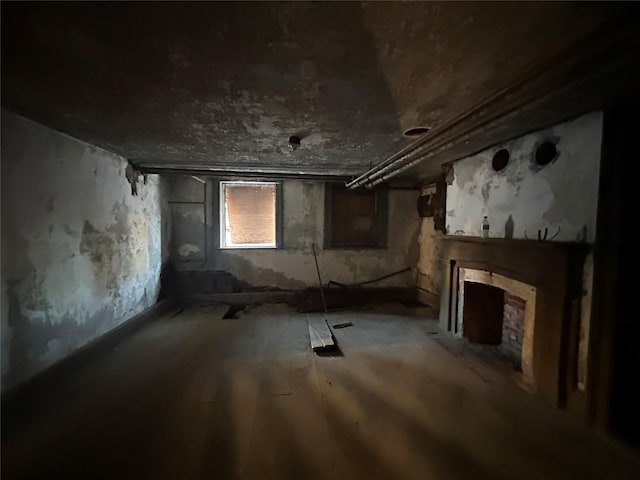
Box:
462 282 504 345
462 281 526 372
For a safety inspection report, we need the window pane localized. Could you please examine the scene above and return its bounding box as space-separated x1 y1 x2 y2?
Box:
224 184 276 246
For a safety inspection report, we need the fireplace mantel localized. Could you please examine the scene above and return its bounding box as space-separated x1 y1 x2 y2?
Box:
438 235 589 410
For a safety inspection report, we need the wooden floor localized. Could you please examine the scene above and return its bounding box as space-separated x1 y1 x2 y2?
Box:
2 304 639 480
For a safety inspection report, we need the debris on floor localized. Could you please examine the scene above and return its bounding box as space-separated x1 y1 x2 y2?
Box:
332 321 353 329
222 304 246 319
307 315 335 351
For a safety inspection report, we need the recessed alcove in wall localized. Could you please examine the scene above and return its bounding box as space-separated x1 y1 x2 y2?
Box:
456 268 537 382
491 148 510 172
461 282 504 344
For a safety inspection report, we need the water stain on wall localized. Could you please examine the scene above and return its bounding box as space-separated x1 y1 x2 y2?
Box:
80 221 115 265
2 110 165 391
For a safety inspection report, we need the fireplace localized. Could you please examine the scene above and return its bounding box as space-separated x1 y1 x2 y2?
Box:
437 236 587 413
456 269 537 382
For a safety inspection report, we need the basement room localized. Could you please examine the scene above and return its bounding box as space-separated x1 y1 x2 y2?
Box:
1 2 639 479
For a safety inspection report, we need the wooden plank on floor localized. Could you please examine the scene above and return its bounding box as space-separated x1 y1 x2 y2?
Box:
308 314 335 351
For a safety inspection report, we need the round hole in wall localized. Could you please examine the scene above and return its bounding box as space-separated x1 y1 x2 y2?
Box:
288 135 301 151
535 141 558 166
491 148 510 172
403 126 430 137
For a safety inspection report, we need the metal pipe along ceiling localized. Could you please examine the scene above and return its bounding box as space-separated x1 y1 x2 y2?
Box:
345 14 632 189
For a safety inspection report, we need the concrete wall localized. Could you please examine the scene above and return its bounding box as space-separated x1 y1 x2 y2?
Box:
446 111 603 242
169 177 420 289
1 110 165 391
416 184 445 298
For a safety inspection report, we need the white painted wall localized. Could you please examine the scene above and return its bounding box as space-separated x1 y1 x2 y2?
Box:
1 110 164 391
446 111 603 243
214 181 420 288
169 176 420 289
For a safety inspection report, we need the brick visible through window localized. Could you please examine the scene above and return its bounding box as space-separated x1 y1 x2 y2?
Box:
220 182 277 248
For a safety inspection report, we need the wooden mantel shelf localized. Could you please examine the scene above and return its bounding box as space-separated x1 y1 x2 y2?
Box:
441 235 589 250
439 236 589 289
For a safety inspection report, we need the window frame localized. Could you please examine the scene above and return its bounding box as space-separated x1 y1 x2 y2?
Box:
323 183 388 249
218 180 282 250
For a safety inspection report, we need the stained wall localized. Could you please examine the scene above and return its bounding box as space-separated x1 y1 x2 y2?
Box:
1 110 166 391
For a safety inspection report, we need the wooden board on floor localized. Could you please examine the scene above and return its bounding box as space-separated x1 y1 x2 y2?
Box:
307 315 335 351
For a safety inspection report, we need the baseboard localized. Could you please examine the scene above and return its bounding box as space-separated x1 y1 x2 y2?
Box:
1 298 175 423
183 290 299 305
182 287 417 312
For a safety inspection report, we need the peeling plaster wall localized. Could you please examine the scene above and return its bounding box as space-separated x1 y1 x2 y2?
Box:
1 110 164 391
417 112 603 300
446 111 603 242
169 177 419 289
416 184 445 298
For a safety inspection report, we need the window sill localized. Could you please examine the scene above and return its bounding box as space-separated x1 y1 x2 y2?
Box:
219 246 280 251
323 246 388 250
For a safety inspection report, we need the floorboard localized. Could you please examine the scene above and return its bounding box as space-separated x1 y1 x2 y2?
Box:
2 304 639 480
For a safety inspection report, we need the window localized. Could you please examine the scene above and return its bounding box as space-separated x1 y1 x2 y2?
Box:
324 183 387 248
219 181 281 248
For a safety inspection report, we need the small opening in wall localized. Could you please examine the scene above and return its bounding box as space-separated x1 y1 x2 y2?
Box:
535 141 558 166
403 126 430 137
492 148 510 172
288 135 301 150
